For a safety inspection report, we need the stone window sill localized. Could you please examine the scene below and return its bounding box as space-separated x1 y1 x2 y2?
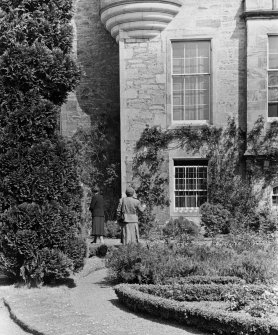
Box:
168 120 210 129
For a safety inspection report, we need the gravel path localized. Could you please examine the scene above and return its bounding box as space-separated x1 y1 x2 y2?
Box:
0 257 207 335
70 267 207 335
0 299 28 335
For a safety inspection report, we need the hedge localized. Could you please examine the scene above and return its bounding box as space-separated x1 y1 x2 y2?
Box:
114 284 278 335
134 283 270 302
164 276 245 285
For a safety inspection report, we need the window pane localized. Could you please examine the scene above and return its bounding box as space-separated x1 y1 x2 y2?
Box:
268 87 278 101
273 186 278 195
269 54 278 69
268 72 278 86
184 108 196 120
175 191 186 208
173 58 184 74
173 42 184 58
173 107 184 120
185 192 197 207
173 77 183 90
269 36 278 69
198 106 210 120
269 103 278 117
197 191 207 207
269 36 278 53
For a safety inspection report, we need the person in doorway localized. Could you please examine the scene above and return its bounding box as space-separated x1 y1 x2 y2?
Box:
117 187 146 245
89 186 105 243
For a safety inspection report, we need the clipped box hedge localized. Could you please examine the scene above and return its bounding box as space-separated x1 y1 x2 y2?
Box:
136 283 270 302
163 276 245 285
114 284 278 335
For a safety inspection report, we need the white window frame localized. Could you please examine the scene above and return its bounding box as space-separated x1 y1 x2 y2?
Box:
171 40 211 125
174 163 208 211
267 35 278 121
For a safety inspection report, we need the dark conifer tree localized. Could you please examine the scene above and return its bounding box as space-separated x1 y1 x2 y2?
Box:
0 0 86 285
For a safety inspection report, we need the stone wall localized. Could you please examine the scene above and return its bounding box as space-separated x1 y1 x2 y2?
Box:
245 12 278 131
120 0 246 219
60 0 120 136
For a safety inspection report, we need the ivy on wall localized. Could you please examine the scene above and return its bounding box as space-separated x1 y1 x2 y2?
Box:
132 118 278 232
72 112 121 221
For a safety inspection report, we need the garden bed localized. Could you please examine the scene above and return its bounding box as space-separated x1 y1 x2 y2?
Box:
114 284 278 335
135 283 270 302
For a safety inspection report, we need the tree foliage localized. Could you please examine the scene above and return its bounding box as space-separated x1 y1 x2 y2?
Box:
72 112 121 221
0 0 86 286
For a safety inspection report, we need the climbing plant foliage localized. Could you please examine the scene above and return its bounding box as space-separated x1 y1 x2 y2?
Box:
72 112 121 221
133 117 278 234
0 0 86 286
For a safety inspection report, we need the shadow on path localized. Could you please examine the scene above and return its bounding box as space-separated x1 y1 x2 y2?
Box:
108 298 207 335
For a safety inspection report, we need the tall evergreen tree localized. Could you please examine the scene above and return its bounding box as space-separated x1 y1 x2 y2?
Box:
0 0 86 286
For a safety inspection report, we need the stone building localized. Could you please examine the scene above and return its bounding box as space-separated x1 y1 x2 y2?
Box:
62 0 278 221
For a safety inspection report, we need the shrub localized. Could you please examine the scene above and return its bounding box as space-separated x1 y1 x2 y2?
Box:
106 243 201 284
164 275 245 285
0 0 85 285
106 234 278 285
232 208 277 233
162 216 200 245
223 249 278 284
104 220 121 239
200 202 231 236
223 285 278 318
136 283 270 302
0 202 87 283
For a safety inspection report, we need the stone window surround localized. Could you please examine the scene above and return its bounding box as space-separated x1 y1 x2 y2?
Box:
168 154 208 217
267 34 278 121
165 36 213 129
173 160 208 210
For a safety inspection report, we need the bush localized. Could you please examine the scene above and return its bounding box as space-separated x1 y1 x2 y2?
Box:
162 216 200 245
0 202 87 284
232 208 277 233
200 202 231 236
0 0 85 286
106 243 201 284
89 244 109 258
106 234 278 285
223 249 278 284
136 283 270 302
223 285 278 318
104 220 121 239
164 275 245 285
